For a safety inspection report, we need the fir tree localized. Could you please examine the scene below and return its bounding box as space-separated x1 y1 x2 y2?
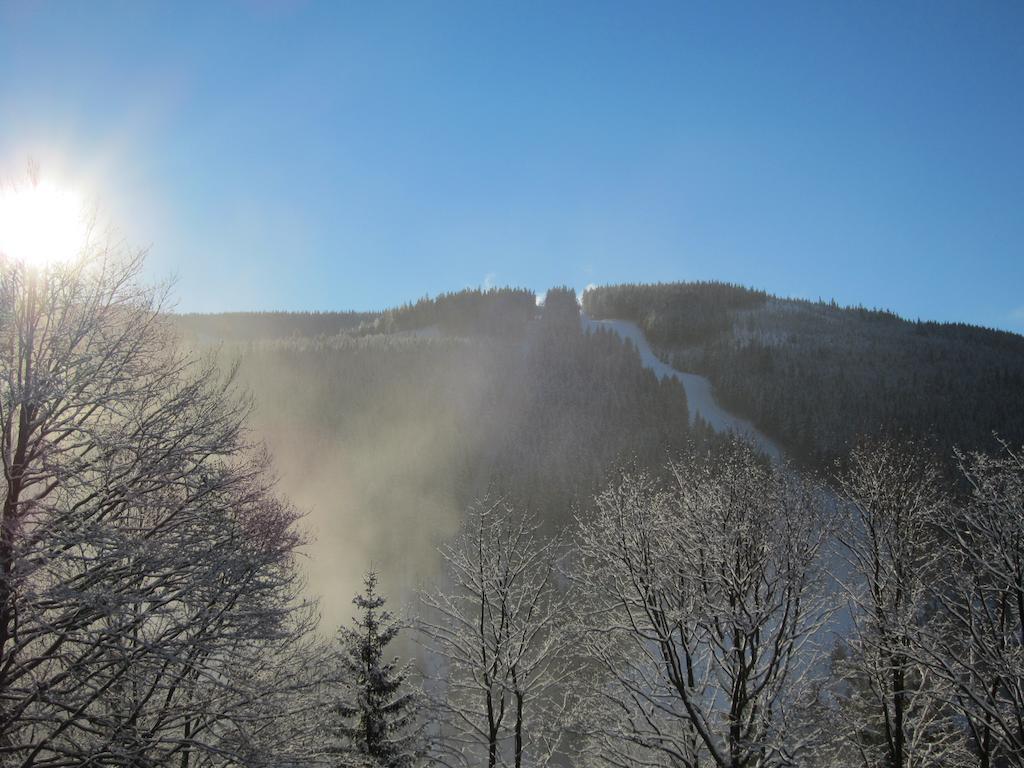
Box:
333 571 421 768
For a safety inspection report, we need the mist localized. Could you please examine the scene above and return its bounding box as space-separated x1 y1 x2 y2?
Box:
219 334 502 630
177 290 698 632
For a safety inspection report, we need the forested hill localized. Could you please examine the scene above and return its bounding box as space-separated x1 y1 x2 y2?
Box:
583 281 1024 468
174 287 699 628
176 310 376 341
356 287 537 337
176 289 537 342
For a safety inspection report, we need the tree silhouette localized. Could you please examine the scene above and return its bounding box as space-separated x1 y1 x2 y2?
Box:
333 572 421 767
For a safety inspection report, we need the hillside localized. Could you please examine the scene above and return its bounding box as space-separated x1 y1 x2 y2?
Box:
174 287 698 626
176 310 375 342
355 287 536 337
583 281 1024 468
174 279 1024 624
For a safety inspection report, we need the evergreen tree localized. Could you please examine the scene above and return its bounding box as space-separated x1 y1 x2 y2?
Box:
333 572 421 768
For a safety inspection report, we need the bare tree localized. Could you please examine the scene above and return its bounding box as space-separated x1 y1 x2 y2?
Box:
917 442 1024 767
571 442 833 768
0 244 318 765
830 440 969 768
417 497 573 768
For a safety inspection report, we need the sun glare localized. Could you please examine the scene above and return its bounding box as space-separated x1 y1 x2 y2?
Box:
0 179 88 268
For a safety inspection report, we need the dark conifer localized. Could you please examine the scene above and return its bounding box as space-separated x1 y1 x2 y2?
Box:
333 572 421 768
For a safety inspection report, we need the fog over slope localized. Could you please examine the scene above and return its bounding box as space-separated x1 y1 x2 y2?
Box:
179 280 1024 630
177 288 696 630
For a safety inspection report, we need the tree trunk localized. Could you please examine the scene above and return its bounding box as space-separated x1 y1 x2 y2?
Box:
0 272 34 748
892 660 905 768
515 689 524 768
487 691 498 768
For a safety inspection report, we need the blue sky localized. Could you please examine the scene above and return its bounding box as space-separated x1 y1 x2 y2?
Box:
1 1 1022 330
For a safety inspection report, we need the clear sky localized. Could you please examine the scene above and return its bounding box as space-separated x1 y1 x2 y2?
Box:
1 1 1022 330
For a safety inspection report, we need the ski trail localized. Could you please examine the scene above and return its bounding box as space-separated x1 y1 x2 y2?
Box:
582 314 855 644
581 314 783 463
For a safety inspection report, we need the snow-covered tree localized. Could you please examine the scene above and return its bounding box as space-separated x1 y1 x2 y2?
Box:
571 442 833 768
920 442 1024 767
417 497 573 768
0 230 318 765
830 440 969 767
332 571 422 767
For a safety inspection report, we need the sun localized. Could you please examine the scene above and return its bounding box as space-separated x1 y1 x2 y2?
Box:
0 179 88 268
